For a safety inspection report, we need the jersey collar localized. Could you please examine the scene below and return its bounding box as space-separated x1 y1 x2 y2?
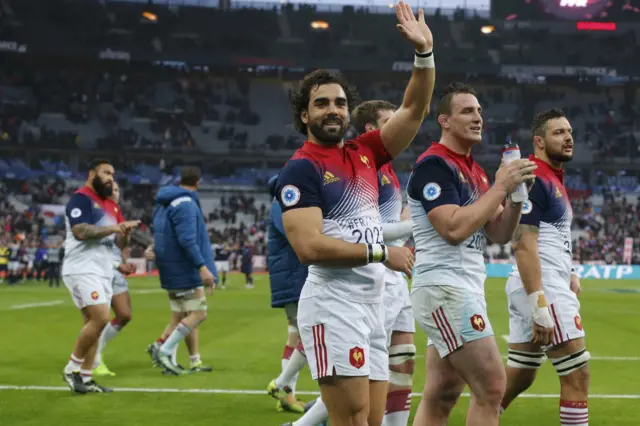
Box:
529 155 564 183
431 142 475 169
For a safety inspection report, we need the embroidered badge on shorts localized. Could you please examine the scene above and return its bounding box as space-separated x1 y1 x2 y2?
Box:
470 314 486 332
349 346 365 369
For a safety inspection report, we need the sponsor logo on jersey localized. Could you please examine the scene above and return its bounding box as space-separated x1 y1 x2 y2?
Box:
349 346 365 369
323 171 340 185
574 314 583 331
555 187 563 198
360 155 372 168
423 182 441 201
470 314 486 332
281 185 301 207
381 174 391 185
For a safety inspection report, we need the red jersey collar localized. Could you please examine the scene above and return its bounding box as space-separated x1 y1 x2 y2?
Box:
529 155 564 183
431 142 475 169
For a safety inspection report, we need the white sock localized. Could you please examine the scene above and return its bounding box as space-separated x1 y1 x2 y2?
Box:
294 397 329 426
560 400 588 426
96 320 122 363
275 349 307 389
171 346 178 365
189 353 201 366
80 368 92 383
383 410 411 426
64 354 84 374
160 323 191 355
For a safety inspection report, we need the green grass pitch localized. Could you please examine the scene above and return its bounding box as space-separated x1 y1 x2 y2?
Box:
0 275 638 425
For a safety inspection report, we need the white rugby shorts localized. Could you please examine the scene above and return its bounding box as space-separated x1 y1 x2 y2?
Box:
298 285 388 381
63 274 113 309
215 261 230 273
8 261 21 273
383 269 415 346
506 275 585 348
411 284 494 358
112 270 129 296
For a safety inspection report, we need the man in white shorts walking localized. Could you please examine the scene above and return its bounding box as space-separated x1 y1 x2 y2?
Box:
502 108 590 426
407 82 536 426
93 181 138 377
61 159 140 393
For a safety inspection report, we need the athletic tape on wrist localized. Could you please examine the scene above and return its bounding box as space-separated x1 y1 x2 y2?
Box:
366 244 388 264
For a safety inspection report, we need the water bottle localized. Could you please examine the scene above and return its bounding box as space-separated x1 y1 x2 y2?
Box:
501 138 529 203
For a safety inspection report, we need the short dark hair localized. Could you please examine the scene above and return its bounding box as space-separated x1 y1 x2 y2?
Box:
290 69 359 136
90 159 111 171
435 82 477 123
532 108 566 138
180 166 201 186
351 100 397 135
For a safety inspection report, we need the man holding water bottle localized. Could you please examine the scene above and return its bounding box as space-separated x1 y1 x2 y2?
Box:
406 82 536 426
502 109 590 426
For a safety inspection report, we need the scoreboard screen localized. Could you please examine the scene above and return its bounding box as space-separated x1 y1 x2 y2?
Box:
492 0 640 21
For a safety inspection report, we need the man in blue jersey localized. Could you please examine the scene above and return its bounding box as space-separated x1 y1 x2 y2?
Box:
266 174 309 414
149 166 218 375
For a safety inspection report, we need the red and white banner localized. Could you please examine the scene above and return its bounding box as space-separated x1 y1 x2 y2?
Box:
623 237 634 265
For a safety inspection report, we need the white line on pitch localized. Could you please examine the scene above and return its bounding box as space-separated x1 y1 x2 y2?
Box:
10 300 63 310
0 385 638 399
132 289 164 294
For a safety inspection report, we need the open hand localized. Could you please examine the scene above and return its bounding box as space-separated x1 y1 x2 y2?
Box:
395 0 433 53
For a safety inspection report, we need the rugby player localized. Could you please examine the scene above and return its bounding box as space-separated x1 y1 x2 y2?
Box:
93 182 137 377
266 174 309 414
284 101 418 426
275 2 433 424
407 83 536 426
61 159 140 393
501 108 589 426
212 238 231 289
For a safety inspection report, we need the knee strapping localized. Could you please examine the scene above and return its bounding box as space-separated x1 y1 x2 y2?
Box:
507 349 546 369
389 344 416 367
551 348 591 376
389 344 416 387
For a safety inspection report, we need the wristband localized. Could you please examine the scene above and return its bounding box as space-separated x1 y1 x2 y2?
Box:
366 244 388 264
414 50 434 69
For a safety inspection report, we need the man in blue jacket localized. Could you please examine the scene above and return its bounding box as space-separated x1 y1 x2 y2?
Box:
265 174 310 414
149 166 217 376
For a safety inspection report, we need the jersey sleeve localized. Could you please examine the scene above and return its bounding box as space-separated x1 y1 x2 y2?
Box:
519 178 548 228
65 193 94 226
355 129 392 169
407 156 460 214
276 158 323 213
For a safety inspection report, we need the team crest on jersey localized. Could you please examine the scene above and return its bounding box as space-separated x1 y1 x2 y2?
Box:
522 200 533 215
281 185 301 207
360 155 372 168
470 314 486 332
349 346 365 369
70 208 82 218
91 291 99 301
555 187 563 198
323 171 340 185
381 175 391 185
574 314 583 331
423 183 441 201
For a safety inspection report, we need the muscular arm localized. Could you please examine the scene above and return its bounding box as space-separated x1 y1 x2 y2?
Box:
428 185 508 246
71 223 118 241
380 67 435 158
512 224 542 295
115 233 130 249
283 207 368 267
483 201 523 244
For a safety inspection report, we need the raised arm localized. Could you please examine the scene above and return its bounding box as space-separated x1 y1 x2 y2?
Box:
380 1 436 158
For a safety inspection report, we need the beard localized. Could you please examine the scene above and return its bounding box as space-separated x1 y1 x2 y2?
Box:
547 148 573 163
92 175 113 198
308 118 347 145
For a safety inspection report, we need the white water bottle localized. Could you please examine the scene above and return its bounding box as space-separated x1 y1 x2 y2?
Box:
502 138 529 203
